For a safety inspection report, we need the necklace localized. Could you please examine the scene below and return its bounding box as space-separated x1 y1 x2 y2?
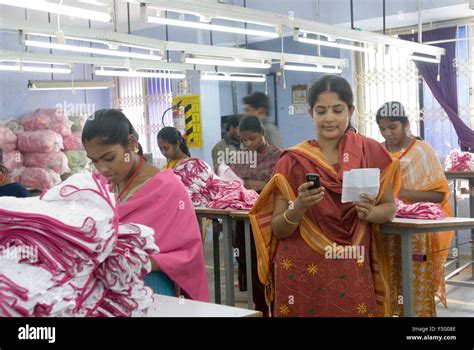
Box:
117 157 145 200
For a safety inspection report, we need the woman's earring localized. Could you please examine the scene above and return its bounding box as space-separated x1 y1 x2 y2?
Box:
134 147 139 153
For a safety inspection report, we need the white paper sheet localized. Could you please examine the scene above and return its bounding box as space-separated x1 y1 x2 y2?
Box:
341 168 380 203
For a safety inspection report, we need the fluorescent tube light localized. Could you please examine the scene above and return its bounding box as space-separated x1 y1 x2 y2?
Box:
201 72 266 82
296 36 376 54
0 64 71 74
0 0 112 22
186 57 271 69
147 17 279 38
95 69 186 79
25 40 162 61
28 79 115 90
283 64 342 74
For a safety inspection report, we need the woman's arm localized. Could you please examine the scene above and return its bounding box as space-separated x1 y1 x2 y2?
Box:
271 183 325 240
244 179 267 192
399 188 445 204
354 184 396 224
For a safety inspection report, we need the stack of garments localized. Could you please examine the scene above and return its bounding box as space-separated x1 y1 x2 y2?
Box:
0 173 158 317
395 198 446 220
172 158 259 209
16 109 73 190
444 149 474 172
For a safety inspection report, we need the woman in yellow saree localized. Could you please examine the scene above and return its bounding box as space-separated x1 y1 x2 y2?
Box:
376 101 453 317
157 127 190 170
249 75 398 317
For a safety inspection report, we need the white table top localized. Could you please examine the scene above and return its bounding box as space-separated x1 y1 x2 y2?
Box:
382 217 474 229
146 295 262 317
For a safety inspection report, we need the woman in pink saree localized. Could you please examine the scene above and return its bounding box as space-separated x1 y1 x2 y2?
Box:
82 109 209 302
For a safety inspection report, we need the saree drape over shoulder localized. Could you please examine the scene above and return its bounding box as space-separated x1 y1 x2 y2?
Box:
117 169 209 302
249 131 399 317
385 139 452 316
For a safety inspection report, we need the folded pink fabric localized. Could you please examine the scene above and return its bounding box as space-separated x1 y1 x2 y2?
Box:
445 149 474 171
395 198 446 220
172 157 259 210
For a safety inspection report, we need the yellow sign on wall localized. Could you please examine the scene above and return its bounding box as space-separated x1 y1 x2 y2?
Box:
172 95 202 148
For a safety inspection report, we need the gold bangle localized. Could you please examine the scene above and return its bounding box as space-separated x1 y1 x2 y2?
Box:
283 210 299 225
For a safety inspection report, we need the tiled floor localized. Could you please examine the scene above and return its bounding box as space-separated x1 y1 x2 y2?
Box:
203 231 474 316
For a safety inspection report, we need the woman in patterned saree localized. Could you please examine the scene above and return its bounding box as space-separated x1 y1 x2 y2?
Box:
376 101 453 316
249 75 398 317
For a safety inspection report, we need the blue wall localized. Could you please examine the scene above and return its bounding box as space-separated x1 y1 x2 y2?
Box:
0 32 112 121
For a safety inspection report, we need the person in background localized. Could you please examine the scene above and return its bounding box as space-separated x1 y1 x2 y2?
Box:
0 164 31 198
157 126 191 170
211 115 241 172
376 101 453 317
249 75 398 317
82 109 209 302
243 92 283 148
231 116 283 315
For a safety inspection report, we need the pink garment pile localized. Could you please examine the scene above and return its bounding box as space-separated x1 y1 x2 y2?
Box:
0 173 158 317
173 158 258 209
444 149 474 171
20 109 73 138
395 198 446 220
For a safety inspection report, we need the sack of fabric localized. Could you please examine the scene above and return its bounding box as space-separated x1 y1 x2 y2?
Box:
0 126 17 152
0 118 24 133
21 108 73 137
23 152 70 175
16 130 64 153
2 151 23 170
63 132 84 151
19 167 61 191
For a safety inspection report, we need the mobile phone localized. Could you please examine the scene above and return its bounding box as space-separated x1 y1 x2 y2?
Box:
306 173 320 190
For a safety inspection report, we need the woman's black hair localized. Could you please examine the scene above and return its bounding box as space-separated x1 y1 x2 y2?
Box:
82 109 144 157
157 126 191 157
375 101 409 126
239 116 264 134
308 74 357 132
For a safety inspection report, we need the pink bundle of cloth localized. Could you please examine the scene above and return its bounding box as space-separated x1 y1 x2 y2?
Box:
0 126 17 152
21 109 72 137
444 149 474 171
0 173 158 317
19 167 61 191
17 130 64 153
63 132 84 151
24 152 70 175
395 198 446 220
172 158 258 209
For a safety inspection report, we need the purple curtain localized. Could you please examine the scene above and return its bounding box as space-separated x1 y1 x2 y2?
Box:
400 27 473 152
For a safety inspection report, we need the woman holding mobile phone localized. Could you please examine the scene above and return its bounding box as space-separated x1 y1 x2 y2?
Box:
249 75 398 317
